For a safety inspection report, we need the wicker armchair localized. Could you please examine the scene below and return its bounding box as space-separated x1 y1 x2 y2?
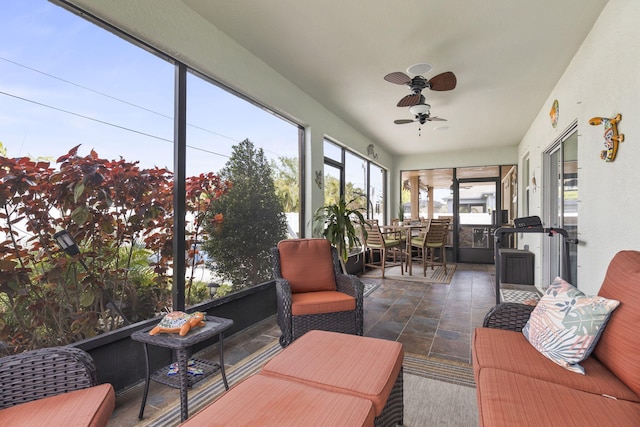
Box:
271 239 364 347
482 302 536 332
0 346 115 426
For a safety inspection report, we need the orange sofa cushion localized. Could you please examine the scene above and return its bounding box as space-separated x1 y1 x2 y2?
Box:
0 383 115 427
472 327 640 402
476 368 640 427
262 330 403 416
180 373 375 427
277 239 337 293
593 250 640 397
291 290 356 316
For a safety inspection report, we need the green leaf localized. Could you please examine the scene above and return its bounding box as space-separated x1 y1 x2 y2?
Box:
8 277 21 291
80 291 95 308
74 182 85 203
562 306 611 336
71 205 89 224
312 197 366 262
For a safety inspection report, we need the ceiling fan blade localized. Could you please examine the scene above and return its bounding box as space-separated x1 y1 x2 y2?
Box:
394 119 415 124
426 116 447 121
428 71 457 91
397 93 421 107
384 71 411 85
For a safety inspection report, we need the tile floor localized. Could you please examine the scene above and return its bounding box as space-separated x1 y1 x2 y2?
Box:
362 263 497 363
109 262 533 425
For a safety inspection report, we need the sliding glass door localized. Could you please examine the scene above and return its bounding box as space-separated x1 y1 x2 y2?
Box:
543 123 578 286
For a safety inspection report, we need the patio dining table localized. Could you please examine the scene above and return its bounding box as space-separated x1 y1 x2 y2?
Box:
380 222 426 276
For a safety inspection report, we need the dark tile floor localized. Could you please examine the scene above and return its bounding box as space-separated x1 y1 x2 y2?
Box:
362 263 497 364
109 263 508 425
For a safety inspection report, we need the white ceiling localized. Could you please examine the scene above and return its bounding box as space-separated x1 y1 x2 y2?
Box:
183 0 608 157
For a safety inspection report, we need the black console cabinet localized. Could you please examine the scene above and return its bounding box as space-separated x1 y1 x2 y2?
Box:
494 226 573 305
499 249 534 285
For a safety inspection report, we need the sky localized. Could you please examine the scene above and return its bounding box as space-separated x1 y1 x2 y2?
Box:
1 0 299 176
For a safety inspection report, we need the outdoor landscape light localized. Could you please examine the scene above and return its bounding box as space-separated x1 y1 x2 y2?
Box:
53 229 130 324
53 229 81 257
208 282 220 298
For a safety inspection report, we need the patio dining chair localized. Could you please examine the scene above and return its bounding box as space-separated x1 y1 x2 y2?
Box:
271 238 364 347
362 220 405 278
409 218 450 276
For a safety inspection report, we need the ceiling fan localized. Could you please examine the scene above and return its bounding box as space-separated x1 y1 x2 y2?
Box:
384 63 457 107
394 95 447 123
394 96 447 135
395 112 446 136
394 113 447 125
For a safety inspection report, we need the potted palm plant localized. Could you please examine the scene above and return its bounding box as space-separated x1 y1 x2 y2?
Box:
312 197 367 272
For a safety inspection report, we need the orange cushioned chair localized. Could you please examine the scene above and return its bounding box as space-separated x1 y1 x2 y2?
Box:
0 346 115 427
271 239 364 347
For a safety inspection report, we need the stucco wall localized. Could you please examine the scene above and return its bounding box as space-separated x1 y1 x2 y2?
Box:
518 0 640 294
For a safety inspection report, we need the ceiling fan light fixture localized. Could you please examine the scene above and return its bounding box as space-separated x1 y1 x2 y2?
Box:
409 103 430 115
407 63 432 75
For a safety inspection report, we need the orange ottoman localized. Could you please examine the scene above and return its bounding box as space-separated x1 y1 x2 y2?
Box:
261 330 404 426
0 383 115 427
180 373 375 427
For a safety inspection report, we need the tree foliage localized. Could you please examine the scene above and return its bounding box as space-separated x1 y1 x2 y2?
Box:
324 175 368 217
202 139 287 290
271 156 299 213
0 145 228 353
323 174 367 212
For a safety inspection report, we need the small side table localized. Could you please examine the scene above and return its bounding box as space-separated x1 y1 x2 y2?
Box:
131 315 234 422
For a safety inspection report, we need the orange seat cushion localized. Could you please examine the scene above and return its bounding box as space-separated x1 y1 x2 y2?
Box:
472 327 640 402
476 368 640 427
277 239 337 293
593 250 640 397
0 383 115 427
291 290 356 316
262 330 403 416
181 373 375 427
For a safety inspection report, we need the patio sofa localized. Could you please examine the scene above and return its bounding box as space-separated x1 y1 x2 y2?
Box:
0 346 115 426
472 250 640 426
181 330 404 426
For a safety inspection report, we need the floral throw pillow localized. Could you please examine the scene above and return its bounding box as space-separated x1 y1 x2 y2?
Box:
522 277 620 374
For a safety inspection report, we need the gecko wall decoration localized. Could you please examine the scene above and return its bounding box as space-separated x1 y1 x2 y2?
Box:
367 144 378 159
589 113 624 162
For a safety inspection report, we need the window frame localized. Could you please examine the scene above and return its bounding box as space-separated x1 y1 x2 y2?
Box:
53 0 305 310
323 138 387 224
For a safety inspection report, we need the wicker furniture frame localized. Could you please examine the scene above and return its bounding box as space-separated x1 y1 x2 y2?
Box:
374 366 404 427
131 315 234 422
482 302 535 332
271 245 364 347
0 346 98 409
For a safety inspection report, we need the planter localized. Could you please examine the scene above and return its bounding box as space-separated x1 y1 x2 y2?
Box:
345 251 367 275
